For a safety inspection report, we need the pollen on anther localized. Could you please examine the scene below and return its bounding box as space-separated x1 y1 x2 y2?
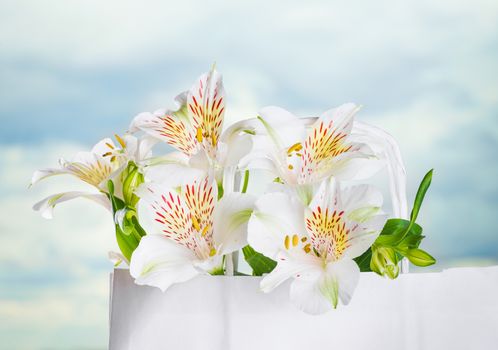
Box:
292 234 299 247
196 127 203 143
284 235 290 250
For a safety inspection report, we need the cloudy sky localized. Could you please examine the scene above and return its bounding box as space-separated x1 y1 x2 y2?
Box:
1 0 497 349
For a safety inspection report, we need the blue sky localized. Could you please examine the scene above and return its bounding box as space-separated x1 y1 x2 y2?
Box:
1 0 498 349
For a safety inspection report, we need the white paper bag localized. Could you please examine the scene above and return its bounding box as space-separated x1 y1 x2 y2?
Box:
109 266 498 350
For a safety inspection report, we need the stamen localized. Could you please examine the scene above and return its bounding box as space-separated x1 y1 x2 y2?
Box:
292 234 299 247
196 127 203 142
301 236 308 242
284 235 290 250
105 142 115 150
201 225 210 237
102 152 113 157
209 248 217 257
287 142 303 155
288 164 294 170
191 216 201 231
303 244 311 253
211 133 217 146
115 134 127 149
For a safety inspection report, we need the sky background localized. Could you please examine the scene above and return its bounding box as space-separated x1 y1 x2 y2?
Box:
1 0 497 349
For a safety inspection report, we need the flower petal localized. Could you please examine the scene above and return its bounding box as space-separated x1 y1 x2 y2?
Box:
136 183 197 250
289 258 360 314
299 104 364 184
30 168 69 186
130 111 198 156
32 191 110 219
289 269 333 314
187 67 225 157
183 177 217 244
129 234 199 292
341 184 384 214
248 192 307 258
260 251 316 293
325 258 360 305
212 192 256 254
217 133 253 167
257 106 306 149
144 152 207 187
108 251 129 267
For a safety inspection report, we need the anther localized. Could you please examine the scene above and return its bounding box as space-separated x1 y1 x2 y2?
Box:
196 127 203 142
284 235 290 250
202 225 210 237
115 134 126 149
292 234 299 247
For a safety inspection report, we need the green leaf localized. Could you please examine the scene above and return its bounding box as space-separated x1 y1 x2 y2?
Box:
355 169 436 274
354 248 373 272
242 245 277 276
375 219 422 247
404 248 436 267
410 169 433 224
115 224 139 261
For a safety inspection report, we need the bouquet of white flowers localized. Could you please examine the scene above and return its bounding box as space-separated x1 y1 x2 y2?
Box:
32 66 434 315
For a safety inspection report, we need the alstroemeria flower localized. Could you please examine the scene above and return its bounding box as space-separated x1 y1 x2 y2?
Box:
129 67 252 187
130 177 255 291
31 134 155 219
247 104 377 188
31 138 123 218
247 178 386 314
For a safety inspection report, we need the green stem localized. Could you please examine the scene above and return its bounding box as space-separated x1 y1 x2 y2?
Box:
241 170 250 194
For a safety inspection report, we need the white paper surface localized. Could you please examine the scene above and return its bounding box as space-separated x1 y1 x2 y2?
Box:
109 266 498 350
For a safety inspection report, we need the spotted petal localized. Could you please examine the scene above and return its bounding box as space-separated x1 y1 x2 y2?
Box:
131 111 198 156
306 179 385 261
31 138 119 189
187 67 225 158
183 177 217 244
299 104 363 184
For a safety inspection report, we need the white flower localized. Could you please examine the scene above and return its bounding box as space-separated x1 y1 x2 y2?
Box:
129 177 255 291
247 103 377 188
30 138 122 218
31 134 155 219
247 178 386 314
129 67 252 187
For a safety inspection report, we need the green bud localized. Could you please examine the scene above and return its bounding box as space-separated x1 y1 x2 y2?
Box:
371 247 400 279
122 162 144 206
404 248 436 267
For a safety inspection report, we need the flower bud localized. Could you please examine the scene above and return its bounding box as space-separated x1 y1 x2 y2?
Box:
122 162 144 206
371 246 400 279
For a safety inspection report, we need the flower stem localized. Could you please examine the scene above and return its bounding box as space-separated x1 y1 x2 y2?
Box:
241 170 250 193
